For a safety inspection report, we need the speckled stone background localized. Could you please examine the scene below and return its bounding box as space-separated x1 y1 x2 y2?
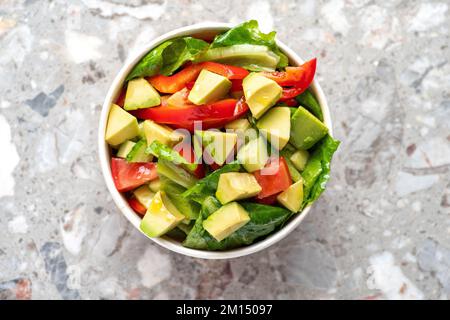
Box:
0 0 449 300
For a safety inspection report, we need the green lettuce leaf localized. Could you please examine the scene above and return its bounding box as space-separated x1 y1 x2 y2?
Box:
146 140 197 172
126 37 209 81
182 162 241 203
301 135 340 207
295 89 324 121
159 177 200 221
183 197 291 250
208 20 288 69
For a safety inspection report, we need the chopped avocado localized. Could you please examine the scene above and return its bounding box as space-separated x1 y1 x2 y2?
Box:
124 78 160 111
126 139 153 162
133 185 155 208
188 69 231 105
290 149 310 171
148 178 161 192
277 180 303 212
225 118 251 131
142 120 182 147
157 159 197 189
290 107 328 149
202 202 251 242
105 104 140 146
140 191 185 237
282 155 303 182
195 130 237 166
116 141 136 158
215 172 262 205
138 122 145 138
199 44 280 71
236 135 269 172
257 107 291 150
243 73 282 119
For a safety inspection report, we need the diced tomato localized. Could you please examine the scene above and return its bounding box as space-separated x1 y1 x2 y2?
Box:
261 58 316 89
279 87 306 101
148 62 249 94
230 79 243 92
176 142 205 178
127 197 147 216
111 158 158 192
115 88 126 107
131 94 249 132
209 162 222 171
185 81 195 90
283 98 298 107
253 157 292 199
255 193 279 205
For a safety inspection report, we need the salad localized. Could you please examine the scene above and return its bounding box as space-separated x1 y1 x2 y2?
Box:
104 21 340 251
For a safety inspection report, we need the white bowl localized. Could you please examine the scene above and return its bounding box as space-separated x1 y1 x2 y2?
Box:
98 22 333 259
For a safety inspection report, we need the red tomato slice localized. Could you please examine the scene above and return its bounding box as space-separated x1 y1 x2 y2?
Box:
148 62 249 94
111 158 158 192
131 95 249 132
254 193 279 205
283 98 298 107
230 79 243 92
127 197 147 216
261 58 316 88
253 157 292 199
115 88 126 107
279 87 306 101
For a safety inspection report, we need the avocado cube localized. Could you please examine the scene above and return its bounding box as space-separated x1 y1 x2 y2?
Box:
116 140 136 158
124 78 161 111
188 69 232 105
133 185 155 208
148 178 161 192
195 130 238 166
143 120 182 147
225 118 251 131
256 107 291 150
290 107 328 149
140 191 185 238
243 73 282 119
202 202 251 242
290 149 309 171
105 104 140 146
236 136 269 173
126 139 153 162
216 172 262 205
277 180 303 212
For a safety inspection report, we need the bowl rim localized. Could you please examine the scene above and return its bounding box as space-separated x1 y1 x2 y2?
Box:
98 22 333 260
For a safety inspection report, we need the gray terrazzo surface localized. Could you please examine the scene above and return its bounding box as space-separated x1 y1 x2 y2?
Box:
0 0 449 299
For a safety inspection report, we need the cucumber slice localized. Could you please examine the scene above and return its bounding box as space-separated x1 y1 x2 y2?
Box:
116 141 136 158
126 139 153 163
198 44 279 71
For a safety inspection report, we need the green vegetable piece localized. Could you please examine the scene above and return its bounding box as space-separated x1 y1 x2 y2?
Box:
148 178 161 192
236 135 269 173
215 172 262 205
133 185 155 209
203 202 250 242
295 89 323 121
140 191 185 238
277 180 303 212
157 159 197 189
188 69 231 105
290 107 328 150
195 130 237 166
290 149 310 171
126 139 153 163
301 135 340 208
105 104 140 147
126 37 209 81
256 107 291 150
243 73 282 119
146 140 197 172
208 20 288 69
116 141 136 158
160 177 200 221
182 162 241 203
183 199 291 251
124 78 160 110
